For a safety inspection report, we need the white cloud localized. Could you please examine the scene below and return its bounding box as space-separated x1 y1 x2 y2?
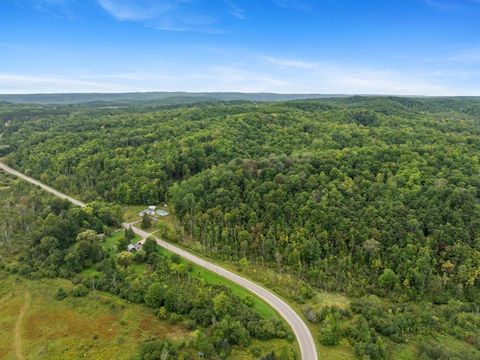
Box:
97 0 233 32
0 74 133 93
448 49 480 65
1 51 479 95
271 0 311 11
225 1 246 20
16 0 76 19
262 56 315 69
97 0 176 21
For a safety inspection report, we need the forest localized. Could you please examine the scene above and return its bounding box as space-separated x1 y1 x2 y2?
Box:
0 171 295 359
1 96 480 359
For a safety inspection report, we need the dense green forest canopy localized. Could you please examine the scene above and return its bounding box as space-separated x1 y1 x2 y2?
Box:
2 96 480 359
1 96 479 304
0 171 293 359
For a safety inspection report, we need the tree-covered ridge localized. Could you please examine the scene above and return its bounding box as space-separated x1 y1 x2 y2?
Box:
3 97 480 203
2 96 480 358
170 149 479 301
2 97 480 302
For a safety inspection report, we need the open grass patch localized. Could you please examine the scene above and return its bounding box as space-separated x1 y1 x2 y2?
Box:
100 230 141 256
0 272 190 360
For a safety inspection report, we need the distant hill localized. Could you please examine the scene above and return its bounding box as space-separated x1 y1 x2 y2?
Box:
0 92 347 105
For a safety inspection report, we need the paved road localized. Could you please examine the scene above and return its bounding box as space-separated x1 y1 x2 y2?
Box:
0 161 318 360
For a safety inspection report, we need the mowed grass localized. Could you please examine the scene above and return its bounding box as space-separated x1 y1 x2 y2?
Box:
0 272 190 360
81 231 143 278
101 230 141 255
122 205 147 223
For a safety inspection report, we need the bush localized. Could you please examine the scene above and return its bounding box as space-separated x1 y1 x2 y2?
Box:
134 339 178 360
157 307 168 320
170 254 181 264
319 314 341 346
144 283 164 308
55 287 68 300
378 268 399 291
71 284 89 297
418 341 480 360
243 294 255 307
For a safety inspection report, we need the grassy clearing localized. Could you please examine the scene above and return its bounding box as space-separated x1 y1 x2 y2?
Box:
0 272 190 360
122 205 146 223
100 230 141 255
81 231 143 279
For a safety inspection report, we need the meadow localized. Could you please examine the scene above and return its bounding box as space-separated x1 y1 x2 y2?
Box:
0 272 188 360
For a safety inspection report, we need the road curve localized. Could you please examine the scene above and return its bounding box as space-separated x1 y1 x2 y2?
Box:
0 161 318 360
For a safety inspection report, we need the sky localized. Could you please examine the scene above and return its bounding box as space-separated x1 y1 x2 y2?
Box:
0 0 479 95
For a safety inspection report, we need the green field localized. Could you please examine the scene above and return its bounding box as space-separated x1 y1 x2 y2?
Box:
0 272 189 360
0 271 295 360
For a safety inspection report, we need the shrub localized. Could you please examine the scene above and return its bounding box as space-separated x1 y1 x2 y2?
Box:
134 339 178 360
243 294 255 307
71 284 89 297
145 283 164 308
55 287 68 300
157 307 168 320
378 268 399 291
170 254 181 264
319 314 341 346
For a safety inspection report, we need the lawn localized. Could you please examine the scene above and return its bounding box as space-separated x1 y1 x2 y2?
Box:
122 205 146 223
81 231 142 278
100 230 141 255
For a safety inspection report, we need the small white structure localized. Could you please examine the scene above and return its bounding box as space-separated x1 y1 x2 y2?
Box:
127 243 143 252
156 209 170 217
139 205 168 217
139 207 156 217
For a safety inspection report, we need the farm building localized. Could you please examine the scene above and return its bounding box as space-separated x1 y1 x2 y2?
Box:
139 205 169 217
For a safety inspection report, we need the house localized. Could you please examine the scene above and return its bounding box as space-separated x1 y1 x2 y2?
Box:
139 205 164 217
127 243 143 252
139 208 156 217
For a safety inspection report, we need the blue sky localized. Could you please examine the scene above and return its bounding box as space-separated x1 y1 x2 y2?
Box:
1 0 479 95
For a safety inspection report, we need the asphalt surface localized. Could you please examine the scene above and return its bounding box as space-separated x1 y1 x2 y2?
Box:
0 161 318 360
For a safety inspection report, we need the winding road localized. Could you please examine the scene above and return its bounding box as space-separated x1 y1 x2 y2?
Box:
0 161 318 360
